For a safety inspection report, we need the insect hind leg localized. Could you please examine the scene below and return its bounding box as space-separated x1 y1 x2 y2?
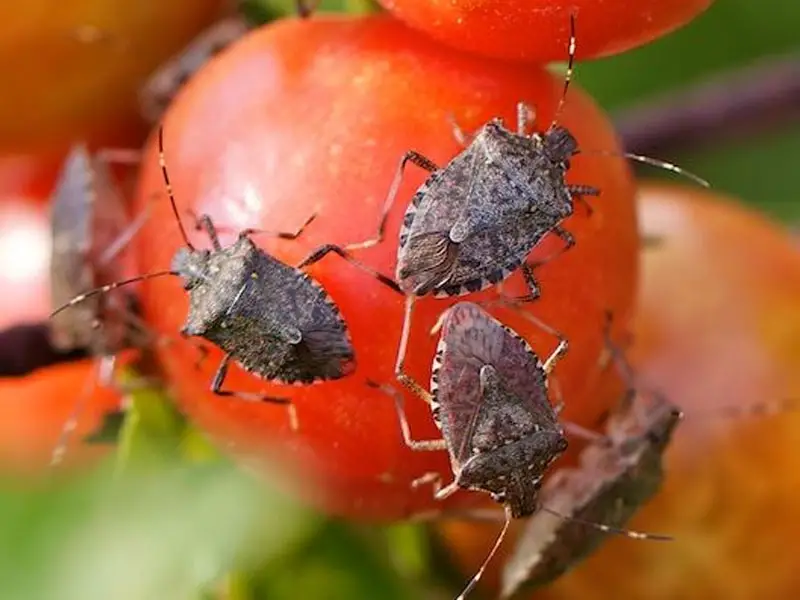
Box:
297 244 401 295
366 381 446 452
569 184 601 217
210 353 298 431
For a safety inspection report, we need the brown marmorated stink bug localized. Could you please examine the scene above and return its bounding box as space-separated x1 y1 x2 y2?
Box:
369 301 571 599
139 16 251 124
52 126 401 431
48 142 155 465
499 391 680 598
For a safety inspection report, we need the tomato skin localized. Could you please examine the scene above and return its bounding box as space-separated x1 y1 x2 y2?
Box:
378 0 713 62
438 183 800 598
0 0 229 153
0 360 121 475
133 15 638 520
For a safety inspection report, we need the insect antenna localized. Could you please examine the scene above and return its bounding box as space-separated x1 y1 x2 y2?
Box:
456 506 513 600
578 149 711 188
50 271 175 318
547 13 577 133
157 125 195 250
539 505 672 542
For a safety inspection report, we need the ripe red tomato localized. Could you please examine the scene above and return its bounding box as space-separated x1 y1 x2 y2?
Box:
378 0 713 62
438 183 800 598
133 15 638 520
0 359 121 475
0 0 230 153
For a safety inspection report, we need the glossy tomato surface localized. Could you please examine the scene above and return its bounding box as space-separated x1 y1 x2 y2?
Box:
0 0 229 153
133 15 638 520
377 0 713 62
0 359 121 475
439 183 800 598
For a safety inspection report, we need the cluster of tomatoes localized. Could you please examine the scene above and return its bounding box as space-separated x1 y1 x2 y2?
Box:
4 0 800 598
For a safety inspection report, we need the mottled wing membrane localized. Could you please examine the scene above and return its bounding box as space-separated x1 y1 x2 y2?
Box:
435 303 553 466
188 237 353 384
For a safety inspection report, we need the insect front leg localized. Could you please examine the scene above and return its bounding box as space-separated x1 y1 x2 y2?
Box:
412 471 460 500
297 244 401 294
210 353 299 431
568 184 601 216
344 150 439 251
238 211 317 241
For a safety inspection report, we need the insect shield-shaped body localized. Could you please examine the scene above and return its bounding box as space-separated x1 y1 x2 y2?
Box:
500 394 681 598
138 17 250 124
51 127 378 431
395 120 585 299
427 301 568 516
49 143 140 358
371 302 569 599
172 217 356 388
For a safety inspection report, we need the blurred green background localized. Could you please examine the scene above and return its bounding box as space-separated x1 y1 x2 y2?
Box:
2 1 799 599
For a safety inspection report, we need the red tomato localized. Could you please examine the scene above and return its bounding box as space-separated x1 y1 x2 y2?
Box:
378 0 713 62
0 0 230 153
438 183 800 598
0 359 121 475
133 15 638 520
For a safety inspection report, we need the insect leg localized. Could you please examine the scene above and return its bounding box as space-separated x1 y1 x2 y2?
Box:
393 296 433 403
210 353 299 430
194 214 223 251
412 472 460 500
51 354 110 467
366 381 447 451
447 113 474 147
568 184 601 216
516 102 537 136
239 211 317 240
97 194 156 267
344 150 439 251
297 244 402 294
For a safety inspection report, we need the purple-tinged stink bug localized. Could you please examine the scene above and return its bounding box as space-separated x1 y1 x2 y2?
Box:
369 301 570 599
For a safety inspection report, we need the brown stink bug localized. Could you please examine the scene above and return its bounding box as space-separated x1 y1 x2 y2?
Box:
500 392 680 598
369 301 570 599
48 143 154 465
139 17 251 124
52 126 401 431
49 143 146 357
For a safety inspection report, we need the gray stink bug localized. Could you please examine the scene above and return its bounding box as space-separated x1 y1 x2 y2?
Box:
139 17 251 124
52 126 400 431
500 392 680 598
48 143 154 466
369 301 570 599
49 142 146 358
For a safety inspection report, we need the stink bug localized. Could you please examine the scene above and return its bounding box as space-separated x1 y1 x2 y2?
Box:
139 17 251 124
500 392 680 598
369 301 570 599
49 143 146 357
52 126 400 431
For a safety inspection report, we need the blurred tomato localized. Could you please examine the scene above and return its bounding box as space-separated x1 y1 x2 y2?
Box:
377 0 713 62
438 183 800 598
0 0 231 153
133 15 638 520
0 359 121 475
